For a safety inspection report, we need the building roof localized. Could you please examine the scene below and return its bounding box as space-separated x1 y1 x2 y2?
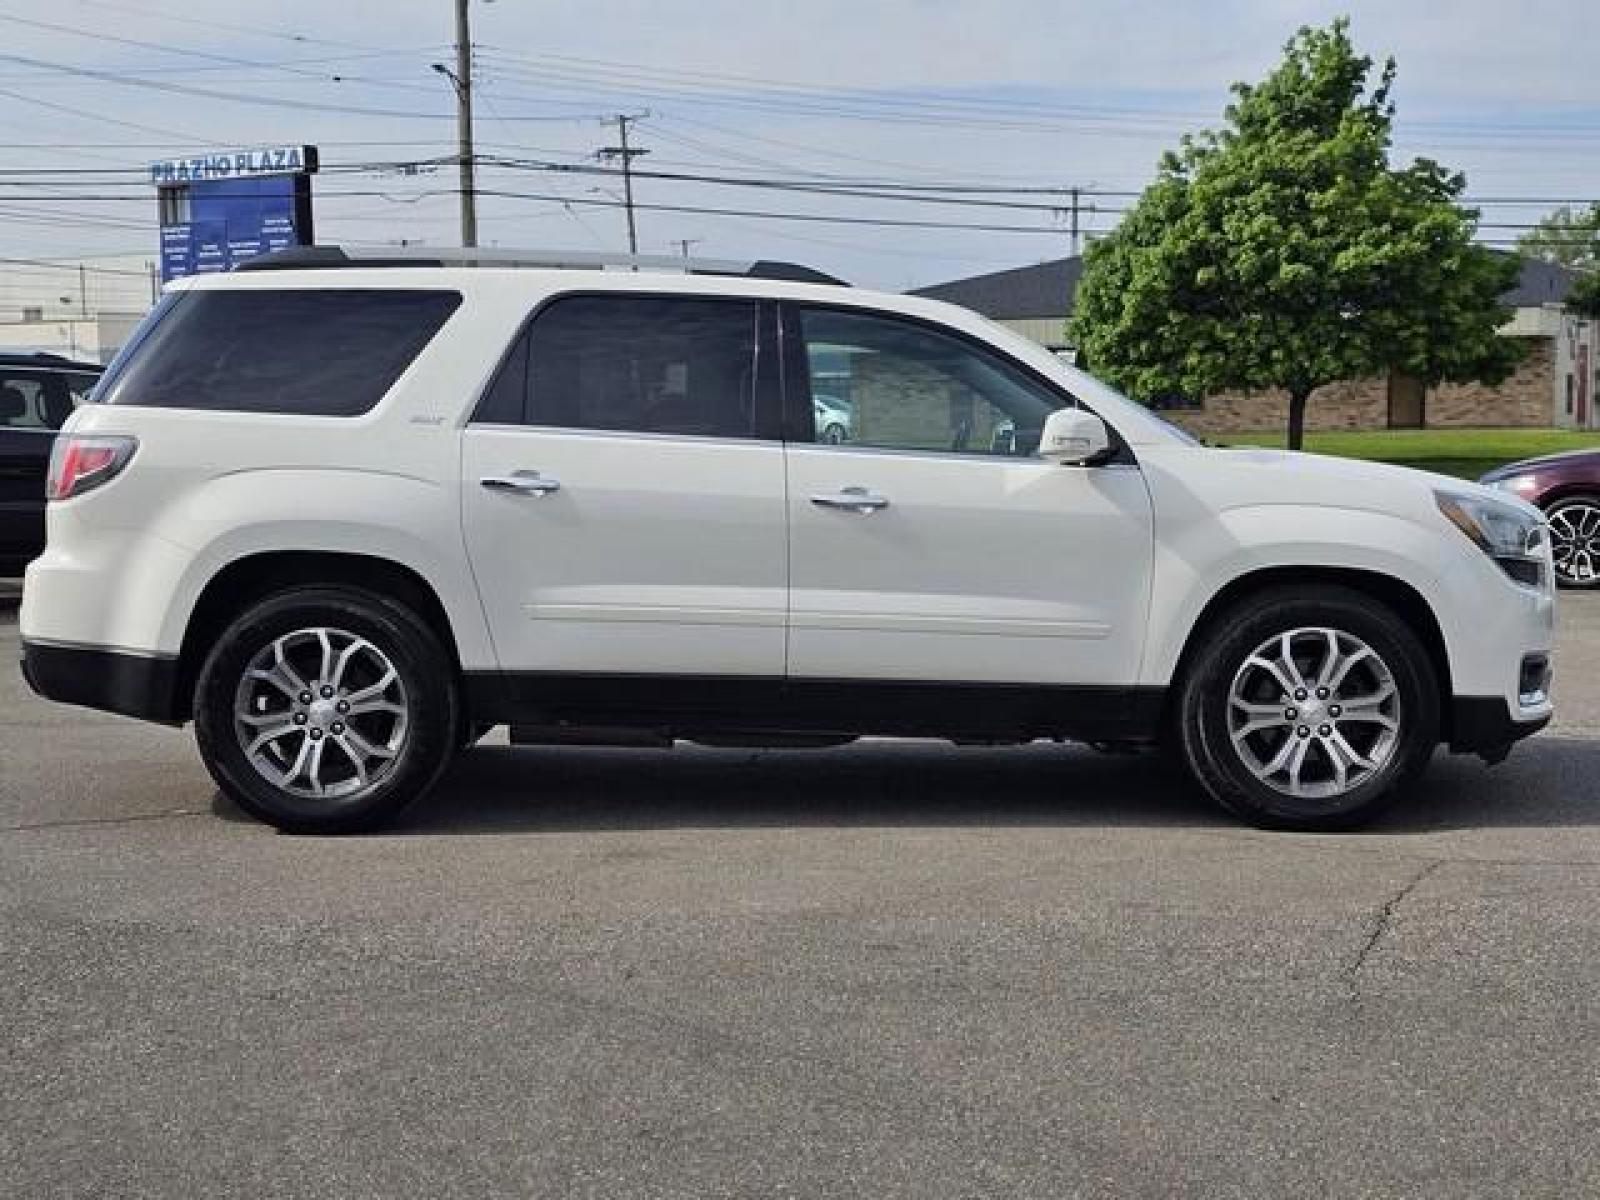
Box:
912 254 1579 319
1499 257 1578 307
911 257 1085 320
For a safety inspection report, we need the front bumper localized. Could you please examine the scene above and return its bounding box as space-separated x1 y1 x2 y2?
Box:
1448 695 1550 762
20 638 185 724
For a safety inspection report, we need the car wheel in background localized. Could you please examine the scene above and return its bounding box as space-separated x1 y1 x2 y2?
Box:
194 586 459 833
1175 585 1439 831
1546 495 1600 588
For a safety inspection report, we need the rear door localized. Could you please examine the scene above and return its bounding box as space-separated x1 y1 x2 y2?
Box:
461 293 788 713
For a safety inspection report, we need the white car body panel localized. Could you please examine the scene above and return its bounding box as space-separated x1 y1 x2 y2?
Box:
785 445 1154 683
462 426 787 676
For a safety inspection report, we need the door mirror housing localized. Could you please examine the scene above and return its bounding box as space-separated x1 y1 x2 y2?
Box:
1037 408 1111 465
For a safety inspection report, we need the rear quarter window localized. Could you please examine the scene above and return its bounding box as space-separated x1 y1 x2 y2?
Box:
98 288 461 416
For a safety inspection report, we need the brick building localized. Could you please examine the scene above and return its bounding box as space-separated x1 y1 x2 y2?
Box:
912 256 1599 432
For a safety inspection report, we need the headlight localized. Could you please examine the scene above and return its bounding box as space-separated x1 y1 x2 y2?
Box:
1485 473 1539 498
1436 489 1547 586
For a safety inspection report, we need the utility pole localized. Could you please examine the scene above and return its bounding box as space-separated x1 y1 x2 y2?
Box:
599 112 649 254
432 0 477 247
1065 186 1098 258
673 238 703 260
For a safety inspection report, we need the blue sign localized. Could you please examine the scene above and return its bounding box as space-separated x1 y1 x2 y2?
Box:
155 145 317 283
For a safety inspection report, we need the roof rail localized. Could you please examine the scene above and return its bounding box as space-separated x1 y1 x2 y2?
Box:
233 245 849 286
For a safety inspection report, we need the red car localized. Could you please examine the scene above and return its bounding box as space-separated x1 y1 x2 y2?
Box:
1480 448 1600 588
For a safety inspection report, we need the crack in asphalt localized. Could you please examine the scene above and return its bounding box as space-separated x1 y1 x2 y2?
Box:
0 808 208 834
1346 858 1444 995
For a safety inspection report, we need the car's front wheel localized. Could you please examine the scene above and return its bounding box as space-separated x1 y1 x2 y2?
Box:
194 586 459 833
1174 586 1440 830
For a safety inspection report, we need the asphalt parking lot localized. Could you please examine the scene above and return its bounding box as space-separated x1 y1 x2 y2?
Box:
3 584 1598 1198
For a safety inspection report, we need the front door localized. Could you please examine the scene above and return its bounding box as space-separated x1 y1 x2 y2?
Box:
782 304 1155 687
462 294 788 705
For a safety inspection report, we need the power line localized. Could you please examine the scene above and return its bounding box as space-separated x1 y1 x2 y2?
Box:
472 186 1070 234
476 47 1215 130
0 50 587 122
68 0 389 52
0 11 445 93
0 82 207 142
475 48 1600 147
0 255 151 278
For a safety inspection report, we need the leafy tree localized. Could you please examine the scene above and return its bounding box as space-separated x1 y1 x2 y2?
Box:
1570 273 1600 319
1071 19 1521 450
1517 204 1600 270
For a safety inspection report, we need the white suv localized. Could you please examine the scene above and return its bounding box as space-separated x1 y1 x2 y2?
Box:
20 247 1555 833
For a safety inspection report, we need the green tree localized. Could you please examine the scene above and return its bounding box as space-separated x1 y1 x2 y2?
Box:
1570 274 1600 319
1517 204 1600 270
1071 19 1521 450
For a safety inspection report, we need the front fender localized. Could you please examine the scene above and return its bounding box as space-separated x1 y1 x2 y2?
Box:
1138 502 1460 687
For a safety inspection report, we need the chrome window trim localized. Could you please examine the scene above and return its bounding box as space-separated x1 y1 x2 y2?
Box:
465 421 783 450
785 439 1142 469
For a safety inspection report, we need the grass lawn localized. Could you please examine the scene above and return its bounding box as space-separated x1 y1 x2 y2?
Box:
1221 427 1600 480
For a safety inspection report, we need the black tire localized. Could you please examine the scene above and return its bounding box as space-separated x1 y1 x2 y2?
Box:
194 586 460 834
1545 495 1600 589
1174 585 1440 831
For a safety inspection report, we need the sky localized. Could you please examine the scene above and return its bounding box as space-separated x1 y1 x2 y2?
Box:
2 0 1598 296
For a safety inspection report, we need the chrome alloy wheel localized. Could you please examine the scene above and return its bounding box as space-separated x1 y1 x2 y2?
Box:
1549 502 1600 586
1227 627 1402 801
232 627 410 801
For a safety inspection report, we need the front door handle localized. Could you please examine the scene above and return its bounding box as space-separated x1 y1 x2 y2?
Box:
810 486 889 514
481 471 561 496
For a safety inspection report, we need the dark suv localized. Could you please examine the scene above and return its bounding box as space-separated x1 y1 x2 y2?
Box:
0 352 102 577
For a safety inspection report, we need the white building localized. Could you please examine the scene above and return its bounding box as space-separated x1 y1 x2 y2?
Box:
0 254 159 364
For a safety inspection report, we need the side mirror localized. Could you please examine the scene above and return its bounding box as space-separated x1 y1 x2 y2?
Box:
1037 407 1111 465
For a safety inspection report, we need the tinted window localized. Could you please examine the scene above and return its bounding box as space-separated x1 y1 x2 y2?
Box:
474 330 528 426
0 370 81 431
65 372 100 406
797 308 1067 456
99 289 461 416
519 295 758 438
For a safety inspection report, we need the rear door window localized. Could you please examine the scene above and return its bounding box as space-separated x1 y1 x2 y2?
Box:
0 373 49 429
98 288 461 416
0 370 80 431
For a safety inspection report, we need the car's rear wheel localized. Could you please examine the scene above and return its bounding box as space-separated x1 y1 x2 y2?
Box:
1546 495 1600 588
194 586 459 833
1175 586 1439 830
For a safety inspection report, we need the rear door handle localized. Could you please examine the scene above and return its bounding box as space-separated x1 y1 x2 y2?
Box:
810 486 889 514
481 471 561 496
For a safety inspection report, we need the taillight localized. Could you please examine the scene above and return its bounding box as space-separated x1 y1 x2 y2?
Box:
46 435 138 501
